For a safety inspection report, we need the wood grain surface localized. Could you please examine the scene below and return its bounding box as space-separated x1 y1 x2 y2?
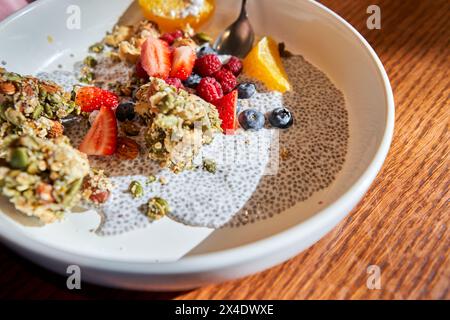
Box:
0 0 448 300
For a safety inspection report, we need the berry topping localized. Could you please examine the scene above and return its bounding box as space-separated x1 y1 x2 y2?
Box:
79 106 118 156
213 89 238 134
160 30 183 45
135 59 148 79
213 68 237 94
165 77 184 90
183 73 202 88
238 109 265 131
75 86 119 113
237 82 256 99
116 102 136 122
268 107 294 129
195 54 222 77
196 77 223 102
140 36 171 79
170 45 196 80
197 44 217 58
224 56 243 76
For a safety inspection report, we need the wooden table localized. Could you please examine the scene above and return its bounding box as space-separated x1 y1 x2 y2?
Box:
0 0 448 300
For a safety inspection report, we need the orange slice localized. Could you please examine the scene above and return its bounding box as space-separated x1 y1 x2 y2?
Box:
138 0 215 32
243 37 291 93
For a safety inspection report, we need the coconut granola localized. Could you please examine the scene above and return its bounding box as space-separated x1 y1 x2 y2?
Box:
135 77 222 173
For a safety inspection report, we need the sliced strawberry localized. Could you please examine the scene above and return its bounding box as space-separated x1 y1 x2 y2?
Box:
213 90 238 135
79 106 117 156
140 36 171 79
170 46 196 80
75 87 119 113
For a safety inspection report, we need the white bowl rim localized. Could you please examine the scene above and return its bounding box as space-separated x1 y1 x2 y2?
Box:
0 0 395 274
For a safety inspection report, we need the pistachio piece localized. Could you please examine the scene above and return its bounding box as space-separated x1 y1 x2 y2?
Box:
32 104 44 119
63 178 83 206
146 175 157 185
4 108 25 126
83 55 97 68
202 158 217 174
88 42 104 53
194 32 212 44
129 180 144 198
121 121 140 136
146 197 170 220
9 147 29 169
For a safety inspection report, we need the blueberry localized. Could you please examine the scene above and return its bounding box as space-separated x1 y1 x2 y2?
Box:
183 73 202 88
116 102 135 122
237 82 256 99
268 107 293 129
238 109 265 131
197 44 217 58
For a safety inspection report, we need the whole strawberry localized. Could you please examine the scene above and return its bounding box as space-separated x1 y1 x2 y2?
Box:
213 69 237 94
196 77 223 102
195 54 222 77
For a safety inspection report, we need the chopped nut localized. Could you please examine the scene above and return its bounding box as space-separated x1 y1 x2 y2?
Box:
89 42 104 53
121 121 140 136
193 32 212 44
39 82 59 94
104 25 133 47
0 81 16 95
172 37 198 50
159 176 168 185
129 180 144 198
116 136 140 160
9 147 29 169
146 175 157 184
202 158 217 174
36 182 54 203
280 147 291 160
47 121 64 138
118 41 141 64
146 197 170 220
83 56 97 68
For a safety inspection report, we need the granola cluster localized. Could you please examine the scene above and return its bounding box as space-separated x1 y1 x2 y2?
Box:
0 135 90 223
0 68 113 222
135 78 221 173
0 68 79 143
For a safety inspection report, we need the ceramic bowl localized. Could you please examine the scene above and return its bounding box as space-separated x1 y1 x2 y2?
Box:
0 0 394 290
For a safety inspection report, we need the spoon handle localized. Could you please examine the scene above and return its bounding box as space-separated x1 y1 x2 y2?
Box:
240 0 248 18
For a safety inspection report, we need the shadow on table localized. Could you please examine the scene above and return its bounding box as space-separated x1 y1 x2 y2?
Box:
0 243 190 300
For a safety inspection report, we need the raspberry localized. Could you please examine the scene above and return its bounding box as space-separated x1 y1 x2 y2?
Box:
165 77 184 90
160 30 183 45
196 77 223 102
195 54 222 77
160 33 175 45
224 56 243 76
213 69 237 94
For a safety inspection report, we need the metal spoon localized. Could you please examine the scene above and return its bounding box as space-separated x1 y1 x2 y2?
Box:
214 0 255 58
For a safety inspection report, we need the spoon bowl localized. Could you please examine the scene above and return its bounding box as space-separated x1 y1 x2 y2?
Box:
214 0 254 58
